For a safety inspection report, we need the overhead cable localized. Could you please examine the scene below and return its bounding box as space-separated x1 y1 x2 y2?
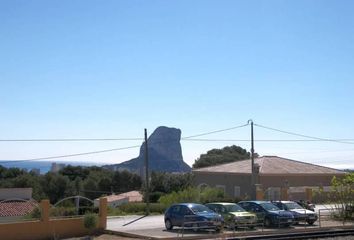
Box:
0 138 143 142
254 123 354 145
182 138 354 142
0 145 141 163
182 123 249 139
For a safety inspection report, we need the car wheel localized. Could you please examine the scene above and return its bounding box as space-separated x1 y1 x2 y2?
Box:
165 219 173 230
264 218 271 227
192 223 199 232
229 222 236 230
307 220 315 225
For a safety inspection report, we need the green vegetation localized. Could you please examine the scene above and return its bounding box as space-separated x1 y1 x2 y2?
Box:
83 213 98 238
148 171 194 202
108 186 231 216
0 165 142 203
192 145 258 169
158 186 226 206
331 173 354 220
108 203 166 215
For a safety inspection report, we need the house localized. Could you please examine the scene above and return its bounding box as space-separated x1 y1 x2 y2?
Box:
0 188 32 200
193 156 346 201
94 190 143 208
0 188 37 222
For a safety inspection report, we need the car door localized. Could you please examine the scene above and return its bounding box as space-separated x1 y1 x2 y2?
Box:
169 205 183 226
251 203 266 222
180 205 195 227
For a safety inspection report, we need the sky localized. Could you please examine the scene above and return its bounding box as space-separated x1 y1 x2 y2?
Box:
1 0 354 169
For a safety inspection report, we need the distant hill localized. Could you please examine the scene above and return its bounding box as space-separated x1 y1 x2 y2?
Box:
104 126 191 174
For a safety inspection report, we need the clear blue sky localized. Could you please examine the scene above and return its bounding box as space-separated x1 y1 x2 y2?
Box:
1 0 354 169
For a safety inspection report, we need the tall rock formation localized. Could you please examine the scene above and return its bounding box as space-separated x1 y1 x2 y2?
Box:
107 126 191 173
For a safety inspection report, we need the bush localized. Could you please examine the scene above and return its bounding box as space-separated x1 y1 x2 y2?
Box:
108 202 166 215
158 187 225 206
50 207 77 217
83 213 98 231
24 207 41 220
149 191 165 203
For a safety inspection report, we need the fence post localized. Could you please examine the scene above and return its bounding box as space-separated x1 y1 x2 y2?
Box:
40 199 50 222
98 197 107 229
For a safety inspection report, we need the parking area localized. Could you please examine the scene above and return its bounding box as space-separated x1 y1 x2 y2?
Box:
105 213 354 239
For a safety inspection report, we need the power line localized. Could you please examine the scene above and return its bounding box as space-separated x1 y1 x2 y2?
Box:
182 123 249 139
254 123 354 145
0 123 250 162
263 148 354 155
0 138 143 142
0 145 141 163
182 138 354 142
0 123 249 142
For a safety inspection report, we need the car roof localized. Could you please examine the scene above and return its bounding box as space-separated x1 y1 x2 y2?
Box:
206 202 236 205
272 201 295 204
239 201 270 204
172 203 203 207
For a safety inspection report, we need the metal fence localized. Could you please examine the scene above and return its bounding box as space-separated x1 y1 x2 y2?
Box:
174 207 354 238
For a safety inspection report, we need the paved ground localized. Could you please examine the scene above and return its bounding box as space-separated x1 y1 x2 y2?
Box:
106 210 354 240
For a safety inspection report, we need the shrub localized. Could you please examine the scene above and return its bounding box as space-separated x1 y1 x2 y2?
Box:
158 187 225 206
108 202 166 215
50 207 76 217
24 207 41 220
83 213 98 231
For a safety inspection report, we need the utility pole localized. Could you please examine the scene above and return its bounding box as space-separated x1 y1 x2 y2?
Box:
144 128 150 215
248 120 255 199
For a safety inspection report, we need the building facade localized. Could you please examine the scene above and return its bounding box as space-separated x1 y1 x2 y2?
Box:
193 156 346 201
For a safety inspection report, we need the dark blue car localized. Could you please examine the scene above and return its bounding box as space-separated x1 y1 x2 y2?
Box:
238 201 294 227
164 203 223 231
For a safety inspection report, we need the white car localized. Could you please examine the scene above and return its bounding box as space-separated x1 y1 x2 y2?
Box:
272 201 318 225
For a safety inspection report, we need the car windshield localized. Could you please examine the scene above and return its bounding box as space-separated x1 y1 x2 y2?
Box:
261 203 280 211
190 204 214 213
224 204 245 212
284 202 303 210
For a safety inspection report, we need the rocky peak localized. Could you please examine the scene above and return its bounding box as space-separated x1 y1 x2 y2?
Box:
106 126 191 173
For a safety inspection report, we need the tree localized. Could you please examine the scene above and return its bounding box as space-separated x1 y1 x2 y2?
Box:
59 165 90 181
193 145 258 168
41 173 75 203
148 172 194 202
330 173 354 219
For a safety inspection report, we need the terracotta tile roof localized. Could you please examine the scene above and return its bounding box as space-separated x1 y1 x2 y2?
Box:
193 156 346 175
0 200 38 217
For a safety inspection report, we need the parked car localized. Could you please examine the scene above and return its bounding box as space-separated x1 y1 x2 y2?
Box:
272 201 318 225
205 202 257 229
238 201 294 227
296 200 316 212
164 203 224 231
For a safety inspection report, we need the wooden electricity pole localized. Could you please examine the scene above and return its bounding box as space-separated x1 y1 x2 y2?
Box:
248 120 256 199
144 128 150 215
